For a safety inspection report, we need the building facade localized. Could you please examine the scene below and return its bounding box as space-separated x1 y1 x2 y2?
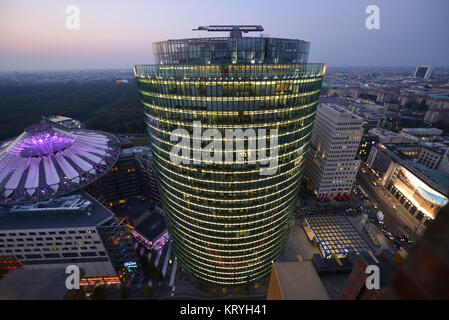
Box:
134 25 326 286
366 144 449 229
0 192 138 285
304 104 363 199
414 65 432 80
85 146 160 208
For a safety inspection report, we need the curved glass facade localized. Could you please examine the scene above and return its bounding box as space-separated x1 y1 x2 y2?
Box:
154 37 310 65
135 35 325 286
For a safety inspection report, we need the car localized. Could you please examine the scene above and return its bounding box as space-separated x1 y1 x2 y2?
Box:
385 232 395 241
381 226 387 233
401 234 413 244
396 234 405 242
392 240 404 250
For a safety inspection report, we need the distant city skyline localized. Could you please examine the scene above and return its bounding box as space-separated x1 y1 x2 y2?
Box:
1 0 449 71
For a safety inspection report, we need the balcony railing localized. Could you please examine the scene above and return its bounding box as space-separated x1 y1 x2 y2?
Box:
134 63 326 80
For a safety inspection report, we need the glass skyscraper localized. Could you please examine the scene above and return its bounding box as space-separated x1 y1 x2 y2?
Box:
134 26 325 286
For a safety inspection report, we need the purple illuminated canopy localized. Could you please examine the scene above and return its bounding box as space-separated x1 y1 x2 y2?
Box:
0 123 121 205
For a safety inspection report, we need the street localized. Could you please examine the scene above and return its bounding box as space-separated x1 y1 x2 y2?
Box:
357 168 422 247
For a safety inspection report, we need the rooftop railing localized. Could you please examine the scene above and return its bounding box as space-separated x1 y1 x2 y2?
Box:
134 63 326 80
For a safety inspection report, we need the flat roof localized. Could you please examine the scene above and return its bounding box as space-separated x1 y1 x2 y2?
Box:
117 197 154 220
273 261 330 300
134 212 166 241
46 115 73 122
411 162 449 189
305 215 373 258
0 191 113 230
382 144 449 192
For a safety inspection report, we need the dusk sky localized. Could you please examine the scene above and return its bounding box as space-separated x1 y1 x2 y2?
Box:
1 0 448 71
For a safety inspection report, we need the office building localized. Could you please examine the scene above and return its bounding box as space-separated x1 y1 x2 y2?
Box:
85 146 160 207
0 192 137 285
358 133 380 161
401 128 443 137
134 25 326 286
424 93 449 124
304 104 363 199
368 127 405 144
414 65 432 80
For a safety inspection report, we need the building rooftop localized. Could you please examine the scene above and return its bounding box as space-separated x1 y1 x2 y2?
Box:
116 197 154 220
151 26 313 66
305 215 374 259
0 123 120 204
382 144 449 192
134 212 166 242
0 191 113 230
319 103 364 122
269 261 330 300
46 116 72 122
410 162 449 189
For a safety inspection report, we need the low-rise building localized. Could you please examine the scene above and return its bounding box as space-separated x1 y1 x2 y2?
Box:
368 128 405 144
0 192 137 285
41 115 85 130
266 261 330 300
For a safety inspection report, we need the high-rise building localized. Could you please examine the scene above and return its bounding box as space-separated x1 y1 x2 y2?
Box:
134 25 326 286
413 65 432 80
85 146 160 208
304 104 363 199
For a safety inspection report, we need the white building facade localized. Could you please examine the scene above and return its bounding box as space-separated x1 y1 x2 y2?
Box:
305 104 363 199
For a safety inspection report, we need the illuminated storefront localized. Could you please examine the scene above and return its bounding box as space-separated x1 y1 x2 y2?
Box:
389 166 448 220
134 26 325 286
